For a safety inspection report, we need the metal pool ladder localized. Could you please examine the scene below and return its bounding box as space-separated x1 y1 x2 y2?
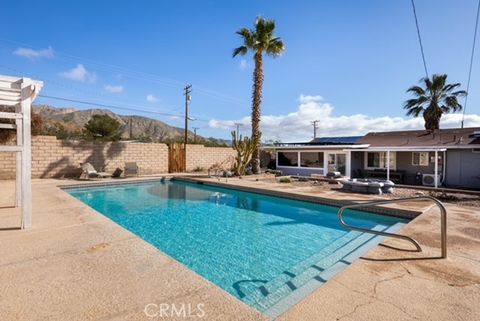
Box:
337 196 447 258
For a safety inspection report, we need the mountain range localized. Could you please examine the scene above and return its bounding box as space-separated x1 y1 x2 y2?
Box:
33 105 229 146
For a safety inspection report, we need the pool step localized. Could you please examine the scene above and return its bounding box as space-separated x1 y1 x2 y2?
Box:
241 225 388 312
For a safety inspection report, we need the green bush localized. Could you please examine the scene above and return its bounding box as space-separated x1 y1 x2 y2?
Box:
83 114 121 141
279 177 291 183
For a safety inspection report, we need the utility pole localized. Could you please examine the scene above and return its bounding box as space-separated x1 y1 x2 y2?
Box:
193 127 199 143
311 120 320 139
234 122 243 137
129 118 133 140
184 85 192 146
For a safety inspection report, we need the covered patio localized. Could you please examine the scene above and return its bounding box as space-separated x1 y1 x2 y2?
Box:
346 147 447 188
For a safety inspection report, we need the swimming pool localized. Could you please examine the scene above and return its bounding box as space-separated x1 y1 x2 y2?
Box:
66 180 406 318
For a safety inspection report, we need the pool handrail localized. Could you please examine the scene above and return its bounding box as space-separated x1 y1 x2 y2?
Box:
337 196 447 258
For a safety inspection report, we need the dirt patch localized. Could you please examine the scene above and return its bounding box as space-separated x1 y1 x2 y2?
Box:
268 177 480 208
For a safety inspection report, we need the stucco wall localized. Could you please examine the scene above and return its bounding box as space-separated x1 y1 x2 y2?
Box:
0 136 169 179
185 144 235 172
395 151 438 184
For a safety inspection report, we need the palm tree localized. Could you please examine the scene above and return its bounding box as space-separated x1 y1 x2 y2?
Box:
233 17 285 174
404 74 466 131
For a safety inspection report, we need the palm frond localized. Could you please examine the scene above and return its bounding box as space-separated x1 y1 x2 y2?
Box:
451 90 467 97
403 96 428 109
404 105 425 117
444 96 463 112
266 38 285 57
236 28 255 47
443 82 461 93
232 46 248 57
406 85 425 97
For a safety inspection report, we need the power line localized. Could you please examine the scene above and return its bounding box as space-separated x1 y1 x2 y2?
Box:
38 94 186 118
462 0 480 128
0 38 249 107
410 0 429 78
0 64 186 116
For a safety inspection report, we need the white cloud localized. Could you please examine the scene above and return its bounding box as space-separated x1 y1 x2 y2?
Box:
59 64 96 83
209 95 480 142
13 46 55 60
146 94 157 103
239 59 248 71
104 85 124 93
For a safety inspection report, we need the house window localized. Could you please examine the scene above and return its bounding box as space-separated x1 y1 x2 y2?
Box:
366 152 396 169
412 152 429 166
277 152 298 167
300 152 324 168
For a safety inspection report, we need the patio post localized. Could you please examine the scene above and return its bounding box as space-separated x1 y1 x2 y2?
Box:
434 150 439 188
386 150 390 181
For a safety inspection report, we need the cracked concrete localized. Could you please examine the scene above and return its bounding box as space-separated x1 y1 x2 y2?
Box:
1 176 479 321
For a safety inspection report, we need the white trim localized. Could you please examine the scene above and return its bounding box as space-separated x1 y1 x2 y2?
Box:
386 151 390 181
269 144 369 150
349 147 447 152
0 146 22 152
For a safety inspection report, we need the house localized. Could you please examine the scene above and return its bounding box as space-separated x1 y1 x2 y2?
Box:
272 136 367 177
271 127 480 190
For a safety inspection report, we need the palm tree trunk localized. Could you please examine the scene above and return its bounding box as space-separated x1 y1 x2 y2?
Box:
423 107 442 131
251 51 263 174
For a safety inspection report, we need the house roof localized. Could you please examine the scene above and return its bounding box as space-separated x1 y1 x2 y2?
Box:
358 127 480 147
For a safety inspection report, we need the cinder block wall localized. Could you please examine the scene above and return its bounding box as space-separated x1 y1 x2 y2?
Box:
0 136 169 179
185 144 236 171
0 137 236 179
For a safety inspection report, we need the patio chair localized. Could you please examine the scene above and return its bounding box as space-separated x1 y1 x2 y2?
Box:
124 162 139 177
80 163 112 179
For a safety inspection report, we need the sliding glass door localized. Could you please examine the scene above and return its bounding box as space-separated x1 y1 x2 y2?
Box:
327 153 346 175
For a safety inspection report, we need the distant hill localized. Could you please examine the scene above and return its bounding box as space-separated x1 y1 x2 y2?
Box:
33 105 229 146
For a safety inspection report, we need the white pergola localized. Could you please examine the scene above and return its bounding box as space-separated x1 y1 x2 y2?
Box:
0 75 43 229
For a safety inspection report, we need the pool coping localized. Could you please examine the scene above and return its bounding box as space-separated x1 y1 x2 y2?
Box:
3 177 478 321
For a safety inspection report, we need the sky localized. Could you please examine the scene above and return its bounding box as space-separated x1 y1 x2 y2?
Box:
2 0 480 142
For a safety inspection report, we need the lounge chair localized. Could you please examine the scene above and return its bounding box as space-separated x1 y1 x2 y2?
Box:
80 163 112 179
124 162 139 177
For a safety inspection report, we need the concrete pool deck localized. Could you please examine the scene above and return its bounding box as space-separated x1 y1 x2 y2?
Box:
0 175 479 321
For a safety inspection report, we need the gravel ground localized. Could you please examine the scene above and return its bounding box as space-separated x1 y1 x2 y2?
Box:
281 178 480 208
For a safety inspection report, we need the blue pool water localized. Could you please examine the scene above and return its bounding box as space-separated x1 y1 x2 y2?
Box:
67 180 406 315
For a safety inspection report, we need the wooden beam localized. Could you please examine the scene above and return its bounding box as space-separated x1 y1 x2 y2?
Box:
0 111 22 119
0 86 22 93
20 81 33 229
0 146 22 152
0 123 16 129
